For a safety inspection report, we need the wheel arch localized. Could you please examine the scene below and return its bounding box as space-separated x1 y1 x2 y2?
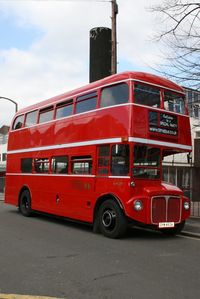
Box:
93 193 125 231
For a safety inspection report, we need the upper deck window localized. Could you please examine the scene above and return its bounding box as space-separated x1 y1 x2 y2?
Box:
100 83 129 108
76 92 97 114
164 91 185 114
56 100 73 119
25 110 38 127
12 115 24 130
39 106 54 124
134 83 160 108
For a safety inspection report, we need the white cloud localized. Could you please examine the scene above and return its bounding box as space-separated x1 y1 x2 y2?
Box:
0 0 162 127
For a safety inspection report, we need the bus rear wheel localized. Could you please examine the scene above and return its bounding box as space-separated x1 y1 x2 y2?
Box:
19 189 32 217
98 199 127 239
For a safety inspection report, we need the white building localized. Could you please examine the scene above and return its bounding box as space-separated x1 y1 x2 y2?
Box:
0 126 9 172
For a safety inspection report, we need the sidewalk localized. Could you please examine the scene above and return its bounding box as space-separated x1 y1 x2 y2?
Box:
0 193 199 237
182 217 200 238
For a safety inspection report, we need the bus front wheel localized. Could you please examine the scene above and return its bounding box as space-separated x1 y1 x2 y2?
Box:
19 189 32 217
98 199 127 239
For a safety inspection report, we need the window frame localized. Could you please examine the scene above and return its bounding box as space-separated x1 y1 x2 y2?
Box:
71 155 93 175
21 158 33 173
133 145 161 180
133 82 161 108
111 144 130 176
51 155 68 174
38 106 54 124
163 91 186 115
12 114 24 130
100 83 129 108
55 99 73 119
24 110 38 127
34 158 50 173
75 91 97 114
97 145 110 176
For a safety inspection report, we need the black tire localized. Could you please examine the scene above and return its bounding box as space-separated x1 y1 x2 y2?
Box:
98 199 127 238
161 221 185 236
19 189 32 217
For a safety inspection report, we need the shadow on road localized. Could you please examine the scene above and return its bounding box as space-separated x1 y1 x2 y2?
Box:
3 202 180 241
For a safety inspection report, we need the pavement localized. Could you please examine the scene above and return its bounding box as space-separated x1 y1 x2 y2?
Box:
182 217 200 238
0 192 199 238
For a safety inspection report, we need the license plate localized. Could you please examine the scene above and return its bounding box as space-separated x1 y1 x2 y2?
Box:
159 222 175 228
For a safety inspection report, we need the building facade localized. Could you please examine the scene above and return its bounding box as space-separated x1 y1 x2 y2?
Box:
0 125 9 192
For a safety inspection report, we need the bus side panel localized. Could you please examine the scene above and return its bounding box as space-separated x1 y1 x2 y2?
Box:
30 175 95 223
5 173 95 223
5 174 20 206
7 106 131 152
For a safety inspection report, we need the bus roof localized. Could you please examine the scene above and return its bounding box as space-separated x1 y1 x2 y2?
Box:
17 71 184 115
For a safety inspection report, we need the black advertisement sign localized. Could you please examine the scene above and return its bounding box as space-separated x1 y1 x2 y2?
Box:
149 111 178 136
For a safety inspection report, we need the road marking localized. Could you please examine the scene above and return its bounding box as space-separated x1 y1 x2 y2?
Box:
0 295 63 299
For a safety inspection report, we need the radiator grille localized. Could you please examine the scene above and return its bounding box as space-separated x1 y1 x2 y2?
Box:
152 196 181 224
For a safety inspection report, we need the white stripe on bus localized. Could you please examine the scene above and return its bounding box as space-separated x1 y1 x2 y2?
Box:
129 137 192 151
7 137 192 155
6 173 131 179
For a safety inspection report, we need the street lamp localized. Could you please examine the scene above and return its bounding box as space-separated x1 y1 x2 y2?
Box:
0 96 18 113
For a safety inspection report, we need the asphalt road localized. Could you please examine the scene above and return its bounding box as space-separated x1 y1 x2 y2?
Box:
0 202 200 299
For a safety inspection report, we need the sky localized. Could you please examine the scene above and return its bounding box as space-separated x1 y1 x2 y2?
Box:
0 0 163 127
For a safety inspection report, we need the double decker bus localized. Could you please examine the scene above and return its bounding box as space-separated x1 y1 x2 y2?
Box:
5 71 192 238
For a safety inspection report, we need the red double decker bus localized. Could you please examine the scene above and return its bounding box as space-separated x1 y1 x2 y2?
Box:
5 71 192 238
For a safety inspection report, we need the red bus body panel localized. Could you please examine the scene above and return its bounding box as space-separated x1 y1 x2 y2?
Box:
5 71 191 228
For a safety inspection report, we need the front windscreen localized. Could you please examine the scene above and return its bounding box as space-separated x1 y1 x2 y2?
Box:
164 91 185 114
133 145 161 179
134 83 160 108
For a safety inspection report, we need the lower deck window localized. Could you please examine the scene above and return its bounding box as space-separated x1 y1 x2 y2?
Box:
97 145 110 175
97 144 130 176
52 156 68 174
21 158 32 173
111 144 129 176
71 156 92 174
34 158 49 173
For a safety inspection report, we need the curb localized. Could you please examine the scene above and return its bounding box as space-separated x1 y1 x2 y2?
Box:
181 231 200 239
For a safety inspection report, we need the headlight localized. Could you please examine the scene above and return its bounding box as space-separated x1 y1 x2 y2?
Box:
184 201 190 210
134 200 143 211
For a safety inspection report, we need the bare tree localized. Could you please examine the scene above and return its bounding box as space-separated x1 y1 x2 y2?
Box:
152 0 200 89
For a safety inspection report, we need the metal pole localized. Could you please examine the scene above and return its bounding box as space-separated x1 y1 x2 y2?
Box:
111 0 118 75
0 96 18 113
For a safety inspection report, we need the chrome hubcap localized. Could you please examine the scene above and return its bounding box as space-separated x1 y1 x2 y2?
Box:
102 210 116 229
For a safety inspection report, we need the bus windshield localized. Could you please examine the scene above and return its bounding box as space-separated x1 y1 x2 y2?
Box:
164 91 185 114
134 83 160 108
133 145 161 179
